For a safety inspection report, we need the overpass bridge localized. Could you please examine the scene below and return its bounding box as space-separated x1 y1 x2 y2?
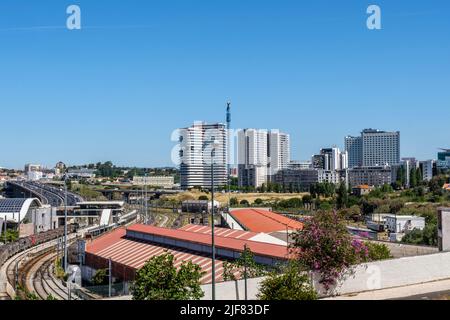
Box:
5 181 84 207
94 188 182 202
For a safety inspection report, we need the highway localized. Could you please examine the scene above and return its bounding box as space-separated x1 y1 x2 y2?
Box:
10 181 84 207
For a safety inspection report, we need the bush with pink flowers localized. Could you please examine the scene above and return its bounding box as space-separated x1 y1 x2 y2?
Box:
291 210 369 291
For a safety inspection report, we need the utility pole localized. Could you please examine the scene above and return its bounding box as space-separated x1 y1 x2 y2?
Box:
244 244 248 301
210 140 219 301
63 176 68 272
226 101 232 223
144 172 148 224
108 258 112 298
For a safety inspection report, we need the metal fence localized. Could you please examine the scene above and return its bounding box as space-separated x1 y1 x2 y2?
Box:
79 282 131 298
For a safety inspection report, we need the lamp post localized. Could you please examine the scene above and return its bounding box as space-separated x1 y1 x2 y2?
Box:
210 139 220 301
63 175 68 272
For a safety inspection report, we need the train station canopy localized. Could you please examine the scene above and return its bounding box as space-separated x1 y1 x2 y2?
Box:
0 198 43 223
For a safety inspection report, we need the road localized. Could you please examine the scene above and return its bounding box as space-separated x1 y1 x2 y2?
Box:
10 181 83 207
324 278 450 300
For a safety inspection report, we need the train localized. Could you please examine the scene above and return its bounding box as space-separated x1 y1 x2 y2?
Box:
0 224 79 268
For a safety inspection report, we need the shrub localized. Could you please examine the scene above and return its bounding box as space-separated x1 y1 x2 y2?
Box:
258 261 317 301
364 242 392 261
292 211 368 291
132 252 204 300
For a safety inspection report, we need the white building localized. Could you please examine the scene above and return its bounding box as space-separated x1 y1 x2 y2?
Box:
27 171 43 181
237 129 291 187
420 160 434 182
237 129 269 188
346 129 400 168
132 176 175 189
25 164 43 181
268 130 290 175
386 215 425 234
179 122 227 189
313 147 348 171
318 170 342 184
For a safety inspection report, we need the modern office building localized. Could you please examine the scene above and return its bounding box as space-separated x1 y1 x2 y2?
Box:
312 147 348 171
179 122 227 189
268 130 291 175
437 149 450 169
288 161 312 170
345 136 363 168
237 129 269 188
237 129 291 187
345 129 400 168
348 165 393 187
272 168 319 192
420 160 435 181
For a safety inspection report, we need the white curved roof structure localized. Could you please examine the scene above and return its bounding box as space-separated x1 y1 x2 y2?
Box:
0 198 43 223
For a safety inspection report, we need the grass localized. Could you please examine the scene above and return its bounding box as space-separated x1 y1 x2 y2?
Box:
162 190 308 206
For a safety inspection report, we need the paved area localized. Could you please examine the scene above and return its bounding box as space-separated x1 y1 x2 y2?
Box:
323 278 450 300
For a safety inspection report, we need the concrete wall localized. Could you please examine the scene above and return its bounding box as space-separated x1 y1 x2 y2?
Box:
315 251 450 296
201 277 265 300
203 251 450 300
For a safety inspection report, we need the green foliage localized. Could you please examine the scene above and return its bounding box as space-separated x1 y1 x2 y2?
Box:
1 229 19 243
95 161 122 178
364 242 392 261
132 252 205 300
46 294 57 300
254 198 263 205
258 261 317 301
310 182 335 198
292 210 368 291
222 247 268 282
92 269 109 286
198 195 209 201
239 199 249 206
336 183 349 209
274 198 303 209
71 184 106 201
402 224 438 246
230 197 238 206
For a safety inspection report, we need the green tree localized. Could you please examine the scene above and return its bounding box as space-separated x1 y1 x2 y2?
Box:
240 199 249 207
258 261 317 301
254 198 263 205
132 252 205 300
410 168 418 188
223 246 268 282
230 197 238 206
92 269 108 286
364 242 392 261
336 183 348 210
292 211 369 291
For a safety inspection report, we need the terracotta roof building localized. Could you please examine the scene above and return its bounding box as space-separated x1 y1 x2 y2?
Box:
228 208 304 233
85 223 292 285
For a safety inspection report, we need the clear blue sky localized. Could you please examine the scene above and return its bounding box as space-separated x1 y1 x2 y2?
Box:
1 0 449 169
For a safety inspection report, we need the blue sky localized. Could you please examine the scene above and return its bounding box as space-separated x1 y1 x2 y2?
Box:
0 0 449 169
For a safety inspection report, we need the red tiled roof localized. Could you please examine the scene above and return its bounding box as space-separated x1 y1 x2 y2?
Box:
230 209 304 233
126 224 290 259
85 224 293 284
179 224 259 240
86 228 232 284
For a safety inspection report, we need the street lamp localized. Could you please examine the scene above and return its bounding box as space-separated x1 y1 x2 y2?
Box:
210 139 220 301
63 175 68 272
